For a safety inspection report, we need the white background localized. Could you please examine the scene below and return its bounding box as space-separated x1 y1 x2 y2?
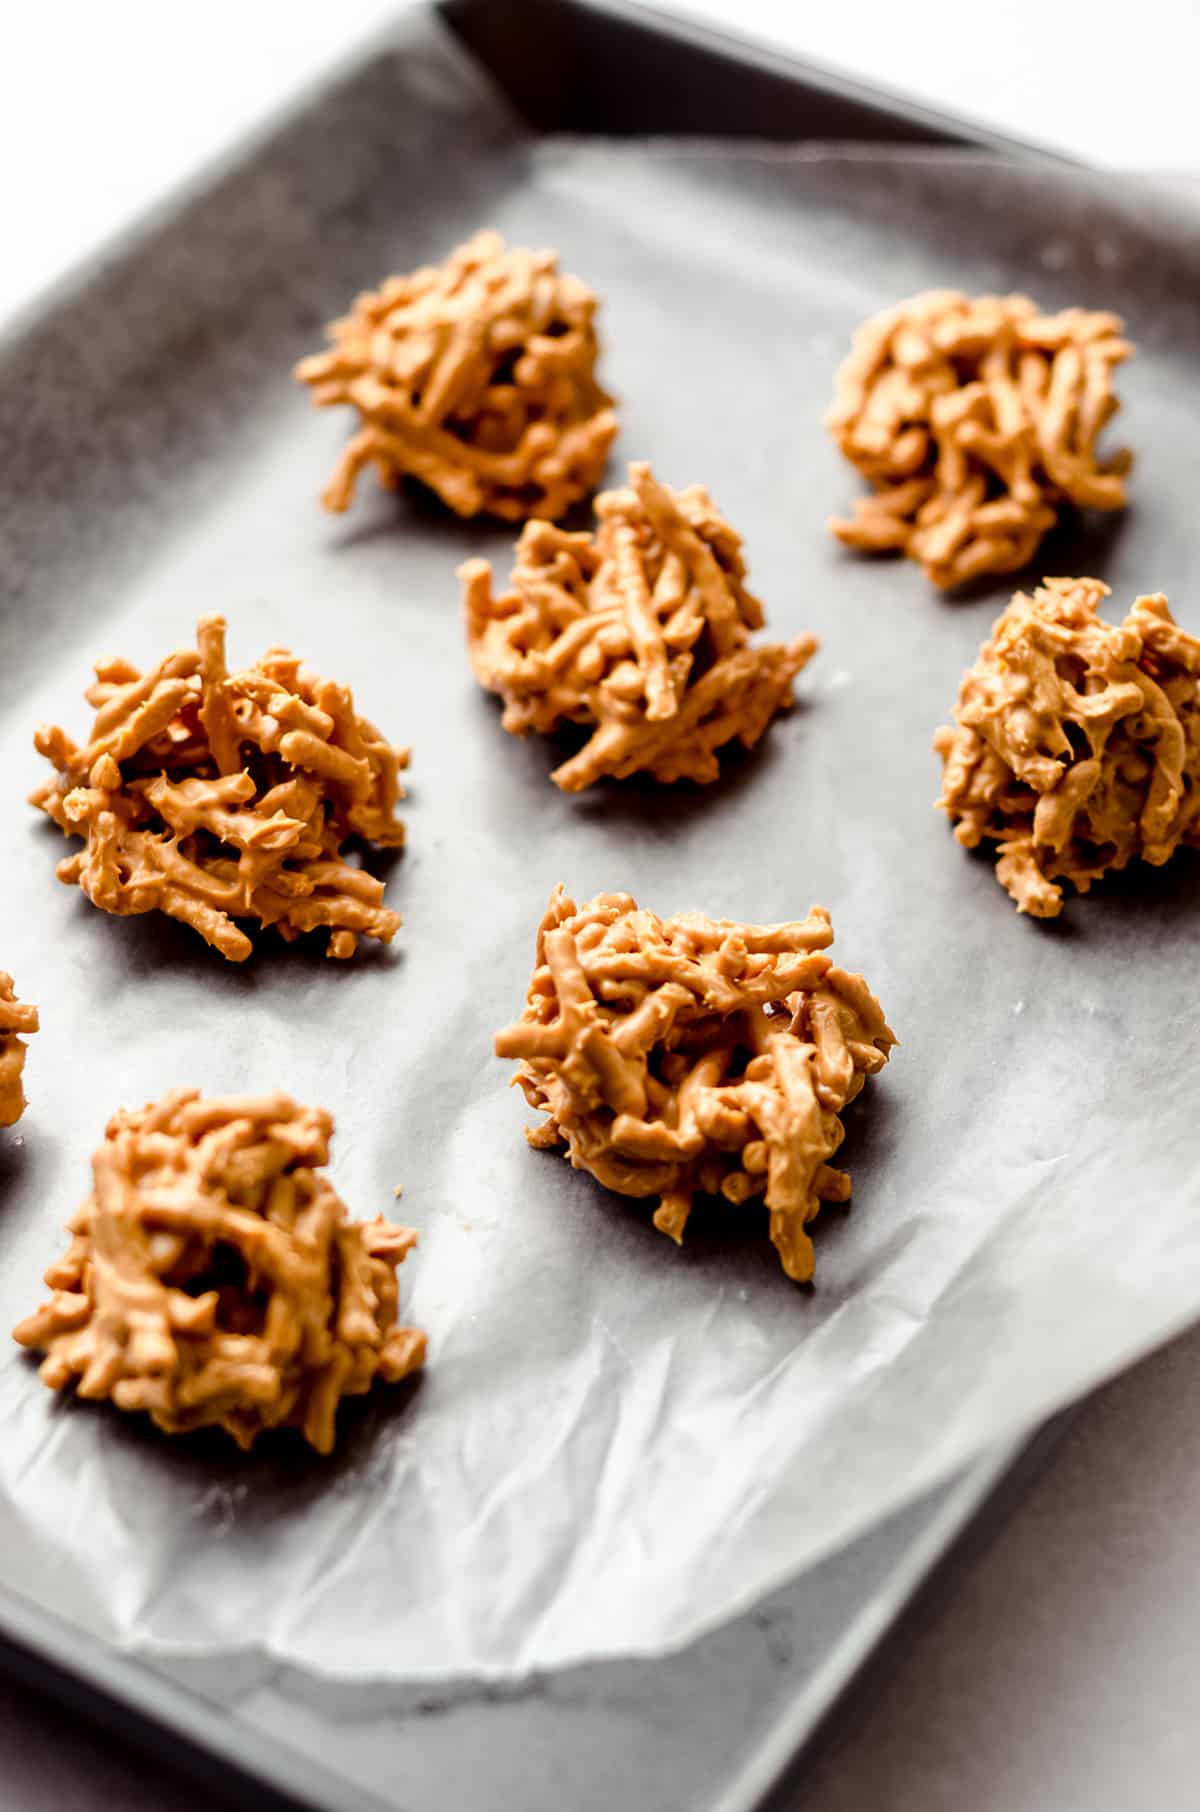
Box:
2 1 1198 326
2 4 1200 1810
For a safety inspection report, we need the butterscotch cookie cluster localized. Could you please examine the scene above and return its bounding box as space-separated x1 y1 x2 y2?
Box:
32 615 406 962
827 291 1132 588
296 231 618 522
0 976 38 1129
13 1091 425 1453
462 462 818 789
936 578 1200 916
495 888 895 1282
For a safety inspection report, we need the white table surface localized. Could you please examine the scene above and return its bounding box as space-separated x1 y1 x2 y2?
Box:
3 5 1199 1810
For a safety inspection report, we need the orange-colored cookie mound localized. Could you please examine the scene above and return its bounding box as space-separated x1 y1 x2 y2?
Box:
827 291 1132 588
463 462 818 790
496 888 895 1282
296 230 618 522
12 1090 425 1453
32 616 405 961
935 577 1200 915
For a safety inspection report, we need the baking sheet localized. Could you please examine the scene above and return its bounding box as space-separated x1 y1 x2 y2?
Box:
2 10 1200 1688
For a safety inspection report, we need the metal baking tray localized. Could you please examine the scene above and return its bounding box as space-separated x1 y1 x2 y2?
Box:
0 2 1186 1807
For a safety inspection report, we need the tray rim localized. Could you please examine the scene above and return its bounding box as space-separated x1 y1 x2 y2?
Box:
444 0 1072 162
0 3 1081 1807
718 1423 1071 1812
0 0 1067 363
0 1579 358 1812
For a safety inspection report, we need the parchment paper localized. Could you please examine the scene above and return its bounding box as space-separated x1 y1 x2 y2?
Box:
1 13 1199 1684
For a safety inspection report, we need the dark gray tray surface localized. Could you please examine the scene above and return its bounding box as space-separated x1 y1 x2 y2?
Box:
2 9 1198 1812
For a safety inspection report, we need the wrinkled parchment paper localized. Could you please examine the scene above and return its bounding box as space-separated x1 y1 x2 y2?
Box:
2 13 1200 1684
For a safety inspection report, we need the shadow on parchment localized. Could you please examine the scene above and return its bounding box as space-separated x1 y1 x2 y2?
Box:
1085 842 1200 922
22 1354 426 1511
323 470 601 556
576 729 798 835
472 700 807 837
820 501 1133 613
1030 499 1134 589
0 1131 39 1197
932 503 1134 610
562 1159 794 1292
325 480 485 557
957 830 1198 938
952 839 1080 946
27 817 407 1002
550 1069 901 1298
